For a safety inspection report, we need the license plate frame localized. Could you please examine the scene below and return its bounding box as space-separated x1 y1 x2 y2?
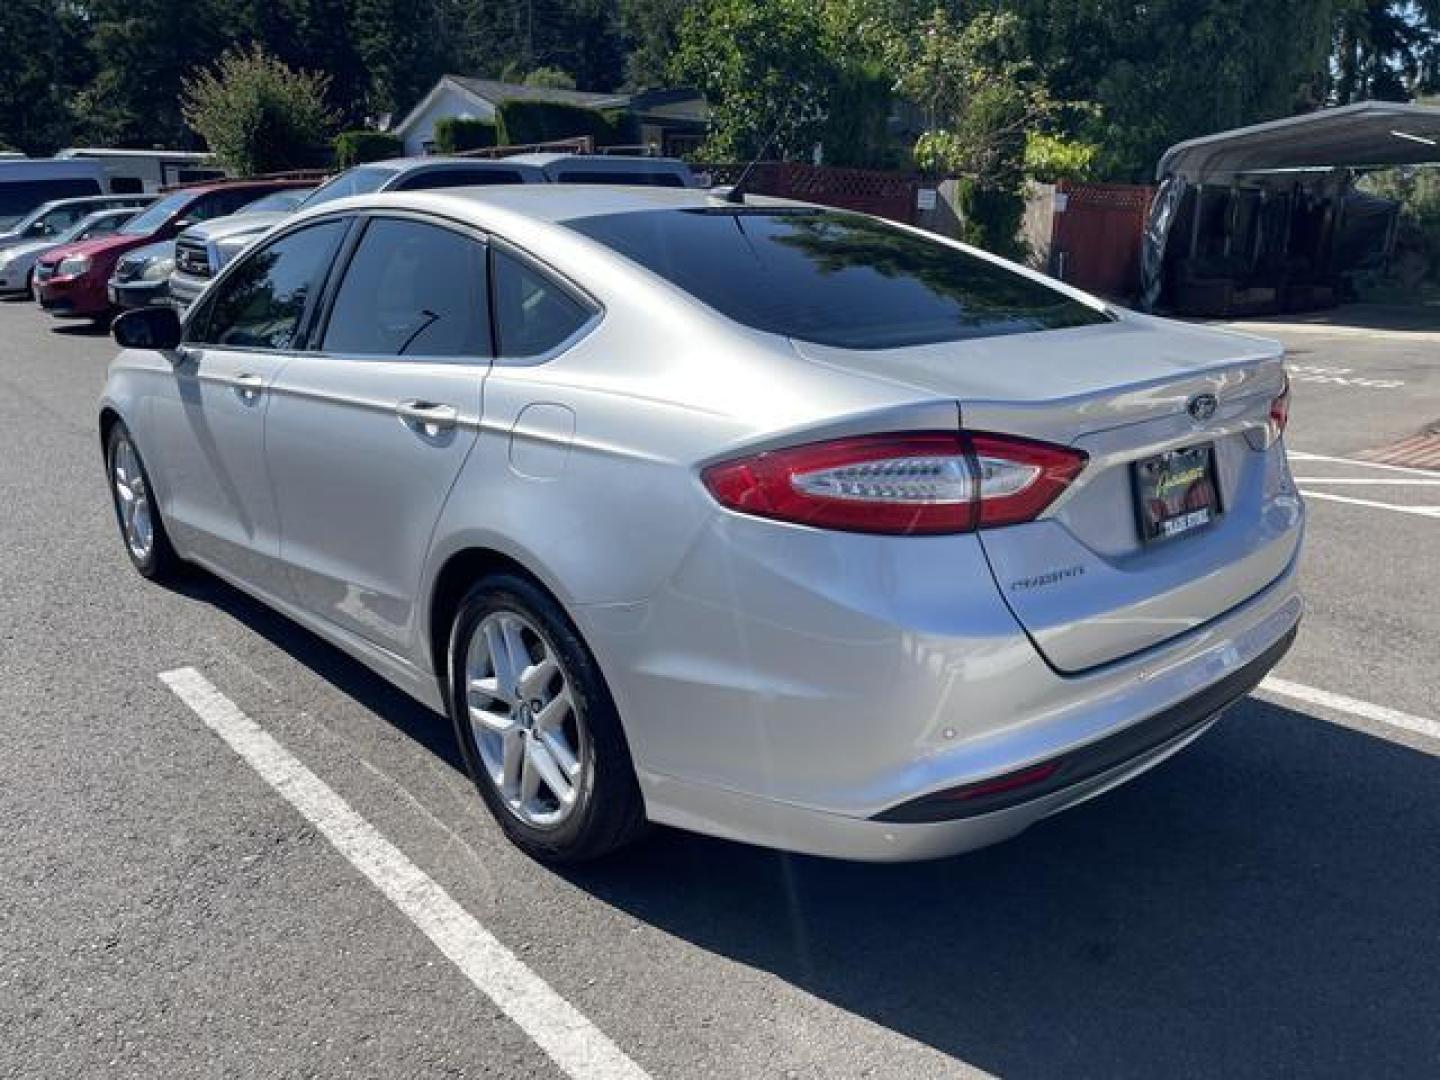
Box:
1131 443 1222 545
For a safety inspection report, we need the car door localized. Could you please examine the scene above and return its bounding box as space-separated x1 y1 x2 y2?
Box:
150 217 349 594
263 213 490 653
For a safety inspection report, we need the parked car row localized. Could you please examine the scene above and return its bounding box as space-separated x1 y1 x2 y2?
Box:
5 154 699 324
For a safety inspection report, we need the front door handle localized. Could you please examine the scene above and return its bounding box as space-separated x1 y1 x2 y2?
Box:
396 400 459 434
231 373 264 402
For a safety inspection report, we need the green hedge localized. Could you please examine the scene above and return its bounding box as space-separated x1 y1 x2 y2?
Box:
494 100 636 148
434 116 498 154
333 129 401 167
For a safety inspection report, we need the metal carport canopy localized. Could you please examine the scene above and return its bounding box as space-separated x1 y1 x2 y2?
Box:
1156 102 1440 183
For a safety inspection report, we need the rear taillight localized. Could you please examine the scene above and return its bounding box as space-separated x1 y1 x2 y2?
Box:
1249 373 1291 450
700 431 1086 535
1269 374 1291 437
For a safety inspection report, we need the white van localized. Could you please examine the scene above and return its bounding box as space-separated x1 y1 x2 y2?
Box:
0 159 106 232
54 149 225 194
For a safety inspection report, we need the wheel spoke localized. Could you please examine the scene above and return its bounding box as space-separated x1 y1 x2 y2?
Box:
501 618 531 690
537 728 580 781
532 690 571 733
500 729 525 796
519 738 542 803
518 656 558 701
527 737 575 804
468 703 513 735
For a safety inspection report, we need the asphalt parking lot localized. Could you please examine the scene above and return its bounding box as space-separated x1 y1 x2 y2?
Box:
1 299 1436 1080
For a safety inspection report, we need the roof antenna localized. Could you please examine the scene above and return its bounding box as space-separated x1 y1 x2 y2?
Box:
712 110 790 205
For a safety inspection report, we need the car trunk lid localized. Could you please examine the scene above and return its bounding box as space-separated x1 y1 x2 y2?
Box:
792 314 1304 672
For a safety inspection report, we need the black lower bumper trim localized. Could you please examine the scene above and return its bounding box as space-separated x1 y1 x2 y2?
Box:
873 624 1298 824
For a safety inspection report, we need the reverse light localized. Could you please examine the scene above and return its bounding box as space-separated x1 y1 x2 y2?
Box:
701 431 1087 535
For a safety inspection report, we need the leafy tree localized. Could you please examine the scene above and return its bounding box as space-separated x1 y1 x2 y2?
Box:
350 0 448 118
77 0 236 147
182 46 339 174
1009 0 1354 181
0 0 91 154
1332 0 1440 103
672 0 835 160
524 66 578 89
620 0 696 89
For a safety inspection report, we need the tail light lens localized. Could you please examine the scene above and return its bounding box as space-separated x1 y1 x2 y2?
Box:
701 431 1086 535
1269 373 1291 437
1249 373 1291 450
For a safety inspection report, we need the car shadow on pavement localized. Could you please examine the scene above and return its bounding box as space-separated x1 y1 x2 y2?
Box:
158 569 1440 1076
565 701 1440 1078
50 320 111 336
169 570 465 773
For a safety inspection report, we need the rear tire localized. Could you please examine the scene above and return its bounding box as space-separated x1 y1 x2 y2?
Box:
106 422 180 582
447 573 647 862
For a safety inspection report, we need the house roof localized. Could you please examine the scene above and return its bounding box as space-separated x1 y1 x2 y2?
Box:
1157 101 1440 183
447 77 628 110
393 76 705 137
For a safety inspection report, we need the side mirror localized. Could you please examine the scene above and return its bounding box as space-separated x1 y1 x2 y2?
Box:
113 306 183 351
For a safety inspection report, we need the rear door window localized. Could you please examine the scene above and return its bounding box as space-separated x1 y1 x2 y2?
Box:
565 208 1112 350
320 217 489 359
491 249 593 360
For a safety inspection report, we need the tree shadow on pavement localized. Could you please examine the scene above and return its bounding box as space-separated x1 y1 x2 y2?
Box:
563 700 1440 1079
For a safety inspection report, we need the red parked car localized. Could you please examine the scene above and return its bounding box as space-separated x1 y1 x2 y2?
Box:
34 180 310 321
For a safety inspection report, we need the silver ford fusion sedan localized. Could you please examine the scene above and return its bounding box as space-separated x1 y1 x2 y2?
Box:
99 185 1303 863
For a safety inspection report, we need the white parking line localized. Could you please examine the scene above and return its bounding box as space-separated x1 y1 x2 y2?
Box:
1292 477 1440 486
1259 677 1440 744
1290 450 1440 477
1295 490 1440 518
159 667 650 1080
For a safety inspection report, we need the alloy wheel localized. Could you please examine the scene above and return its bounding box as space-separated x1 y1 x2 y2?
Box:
465 611 587 829
111 434 154 562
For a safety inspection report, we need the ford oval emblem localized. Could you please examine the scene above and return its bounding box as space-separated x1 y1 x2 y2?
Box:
1187 393 1218 422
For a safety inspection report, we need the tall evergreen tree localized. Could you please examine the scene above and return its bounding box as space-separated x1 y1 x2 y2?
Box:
0 0 92 154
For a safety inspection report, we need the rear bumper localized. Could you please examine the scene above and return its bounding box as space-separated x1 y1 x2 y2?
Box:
593 511 1303 861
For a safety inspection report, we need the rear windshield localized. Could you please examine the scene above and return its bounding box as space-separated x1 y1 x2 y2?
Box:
565 208 1111 349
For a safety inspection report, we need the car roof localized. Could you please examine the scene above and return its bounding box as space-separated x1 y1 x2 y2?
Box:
35 194 153 210
357 184 803 225
168 179 311 197
361 156 545 176
504 153 690 172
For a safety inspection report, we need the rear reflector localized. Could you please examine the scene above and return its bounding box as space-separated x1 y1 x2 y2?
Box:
701 431 1086 535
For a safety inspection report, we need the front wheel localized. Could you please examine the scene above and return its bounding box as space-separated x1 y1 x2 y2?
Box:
106 422 180 581
448 573 647 862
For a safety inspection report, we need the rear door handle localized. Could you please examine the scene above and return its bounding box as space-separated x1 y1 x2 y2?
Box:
396 400 459 434
231 373 264 402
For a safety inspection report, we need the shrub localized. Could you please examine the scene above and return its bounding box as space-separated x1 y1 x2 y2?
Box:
334 129 401 167
522 67 577 91
181 45 338 176
434 117 498 154
955 178 1028 260
494 100 629 147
